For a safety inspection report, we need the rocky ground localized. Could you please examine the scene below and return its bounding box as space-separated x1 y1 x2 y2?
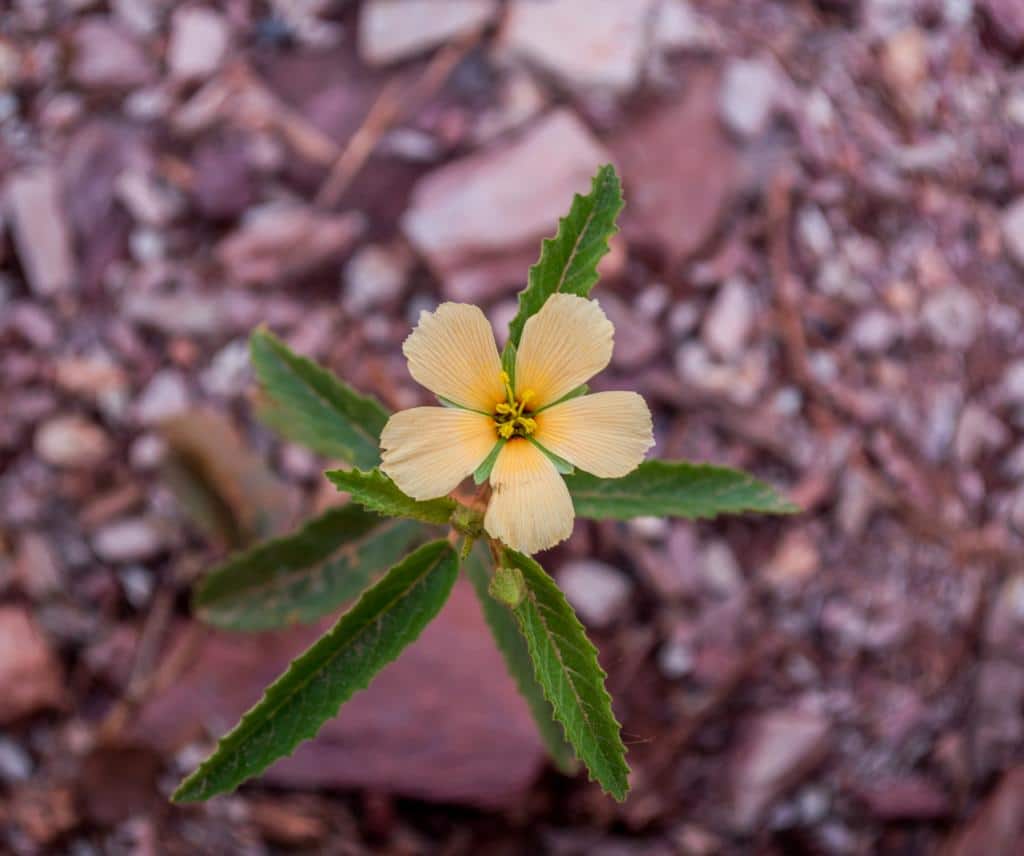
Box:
3 0 1024 853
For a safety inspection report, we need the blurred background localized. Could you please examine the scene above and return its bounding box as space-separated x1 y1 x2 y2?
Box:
2 0 1024 853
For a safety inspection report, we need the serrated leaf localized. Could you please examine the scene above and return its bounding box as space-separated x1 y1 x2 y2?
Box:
194 505 423 631
250 328 389 469
173 540 459 803
566 460 799 521
502 548 628 798
464 546 577 775
325 468 456 525
161 409 294 549
507 164 624 348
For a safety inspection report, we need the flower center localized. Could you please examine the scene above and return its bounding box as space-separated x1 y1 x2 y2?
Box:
494 371 537 439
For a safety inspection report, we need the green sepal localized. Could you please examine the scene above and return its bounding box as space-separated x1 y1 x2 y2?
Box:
489 566 526 608
529 438 575 475
501 340 517 387
473 440 505 485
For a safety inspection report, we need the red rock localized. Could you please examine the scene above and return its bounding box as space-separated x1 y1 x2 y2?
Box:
135 581 545 809
360 0 498 66
730 709 830 831
945 766 1024 856
0 607 65 723
499 0 657 94
610 70 739 266
217 204 364 286
70 17 155 90
855 775 950 820
402 109 611 301
5 167 75 296
979 0 1024 54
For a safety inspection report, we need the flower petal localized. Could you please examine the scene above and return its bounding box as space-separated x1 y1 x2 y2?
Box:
515 294 613 409
485 438 574 554
380 407 496 500
403 303 505 412
534 391 654 478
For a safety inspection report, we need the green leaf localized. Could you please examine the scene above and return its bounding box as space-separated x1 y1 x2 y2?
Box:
250 327 389 469
464 546 577 775
507 164 624 348
566 460 798 521
173 540 459 803
473 440 504 485
194 505 423 631
502 548 628 798
324 468 456 525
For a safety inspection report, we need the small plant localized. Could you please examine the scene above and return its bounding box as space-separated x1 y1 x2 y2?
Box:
171 165 797 804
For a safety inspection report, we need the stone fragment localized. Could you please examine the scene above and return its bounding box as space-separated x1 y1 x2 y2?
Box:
167 7 230 80
719 57 782 139
360 0 498 66
945 767 1024 855
34 415 111 468
921 286 980 349
134 369 190 425
500 0 656 94
979 0 1024 55
92 518 165 563
70 17 155 89
850 310 899 353
5 167 75 296
0 607 65 723
703 278 755 360
558 560 633 628
611 71 738 265
402 110 610 299
1001 197 1024 269
218 205 363 286
342 243 411 314
731 709 830 831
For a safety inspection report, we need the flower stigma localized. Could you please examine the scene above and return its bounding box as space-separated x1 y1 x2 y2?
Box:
494 371 537 439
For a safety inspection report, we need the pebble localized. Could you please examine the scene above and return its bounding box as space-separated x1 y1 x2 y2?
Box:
5 167 75 297
921 287 980 350
796 204 834 259
499 0 656 94
1002 197 1024 270
699 540 744 596
954 403 1008 464
703 278 755 360
731 709 831 831
850 310 900 353
167 7 229 80
0 606 65 723
360 0 498 66
0 736 33 782
134 370 189 425
34 415 111 468
719 57 782 139
342 244 410 315
200 340 251 398
70 16 155 89
558 560 633 628
92 518 165 563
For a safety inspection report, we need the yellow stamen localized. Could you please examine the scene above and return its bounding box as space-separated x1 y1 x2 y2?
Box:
493 378 537 438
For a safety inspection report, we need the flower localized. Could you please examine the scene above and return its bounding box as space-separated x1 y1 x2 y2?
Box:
380 294 654 554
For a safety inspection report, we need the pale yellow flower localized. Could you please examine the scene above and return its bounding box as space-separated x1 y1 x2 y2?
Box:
380 294 654 554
